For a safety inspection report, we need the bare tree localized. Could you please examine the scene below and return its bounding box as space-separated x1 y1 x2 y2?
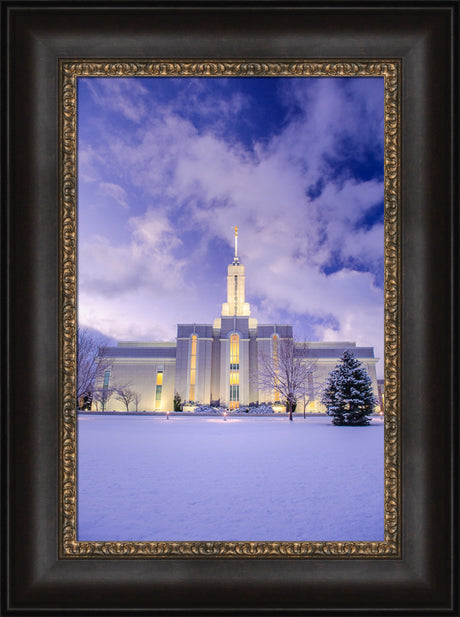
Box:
132 391 142 412
77 327 112 409
299 371 320 418
115 387 136 412
92 386 115 412
254 339 317 421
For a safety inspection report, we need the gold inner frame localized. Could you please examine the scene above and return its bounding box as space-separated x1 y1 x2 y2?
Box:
60 60 400 558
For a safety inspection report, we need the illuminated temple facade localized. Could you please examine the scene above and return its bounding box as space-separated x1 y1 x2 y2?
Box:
99 229 380 413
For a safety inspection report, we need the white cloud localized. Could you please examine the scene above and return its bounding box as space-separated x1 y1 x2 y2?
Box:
84 78 149 123
79 209 186 297
78 208 195 340
98 182 129 209
78 78 385 374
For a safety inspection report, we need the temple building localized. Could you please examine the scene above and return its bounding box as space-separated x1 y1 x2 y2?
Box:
97 228 380 413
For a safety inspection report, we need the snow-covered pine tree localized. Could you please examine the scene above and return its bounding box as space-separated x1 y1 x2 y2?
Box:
321 349 377 426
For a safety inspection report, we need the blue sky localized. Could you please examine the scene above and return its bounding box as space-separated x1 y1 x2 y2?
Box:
77 76 384 374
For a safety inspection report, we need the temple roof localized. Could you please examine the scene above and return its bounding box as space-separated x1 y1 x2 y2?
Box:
295 346 375 359
102 346 176 358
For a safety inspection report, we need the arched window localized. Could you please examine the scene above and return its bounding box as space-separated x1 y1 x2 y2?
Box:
189 335 197 402
229 333 240 410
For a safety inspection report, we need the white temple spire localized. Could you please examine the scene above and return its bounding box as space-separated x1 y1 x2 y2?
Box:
221 226 250 317
233 226 239 264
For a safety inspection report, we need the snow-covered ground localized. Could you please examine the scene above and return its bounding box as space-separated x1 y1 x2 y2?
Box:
77 415 384 542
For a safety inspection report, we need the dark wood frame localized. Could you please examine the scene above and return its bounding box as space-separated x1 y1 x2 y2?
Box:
2 2 458 614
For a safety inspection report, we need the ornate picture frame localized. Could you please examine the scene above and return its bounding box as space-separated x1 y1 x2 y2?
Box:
61 60 399 559
3 2 457 614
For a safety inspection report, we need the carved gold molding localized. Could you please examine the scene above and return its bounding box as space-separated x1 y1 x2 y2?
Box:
60 60 400 558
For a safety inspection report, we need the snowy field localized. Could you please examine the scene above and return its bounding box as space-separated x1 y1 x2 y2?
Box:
77 414 384 542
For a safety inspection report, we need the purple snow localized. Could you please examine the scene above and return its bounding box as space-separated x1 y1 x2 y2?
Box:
77 415 384 542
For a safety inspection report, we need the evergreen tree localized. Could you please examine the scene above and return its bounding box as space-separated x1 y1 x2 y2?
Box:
321 350 377 426
174 393 182 412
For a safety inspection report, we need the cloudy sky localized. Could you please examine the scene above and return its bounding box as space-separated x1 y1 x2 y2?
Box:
77 76 384 374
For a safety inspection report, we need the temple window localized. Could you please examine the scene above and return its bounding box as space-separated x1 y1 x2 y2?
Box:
229 333 240 409
155 369 163 410
189 335 197 401
273 334 280 402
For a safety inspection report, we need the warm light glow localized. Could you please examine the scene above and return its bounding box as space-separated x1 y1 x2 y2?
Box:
229 333 240 409
155 369 163 410
229 372 239 385
230 334 239 364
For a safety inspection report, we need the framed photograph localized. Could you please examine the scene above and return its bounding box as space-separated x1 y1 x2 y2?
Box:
67 62 395 554
3 2 458 614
